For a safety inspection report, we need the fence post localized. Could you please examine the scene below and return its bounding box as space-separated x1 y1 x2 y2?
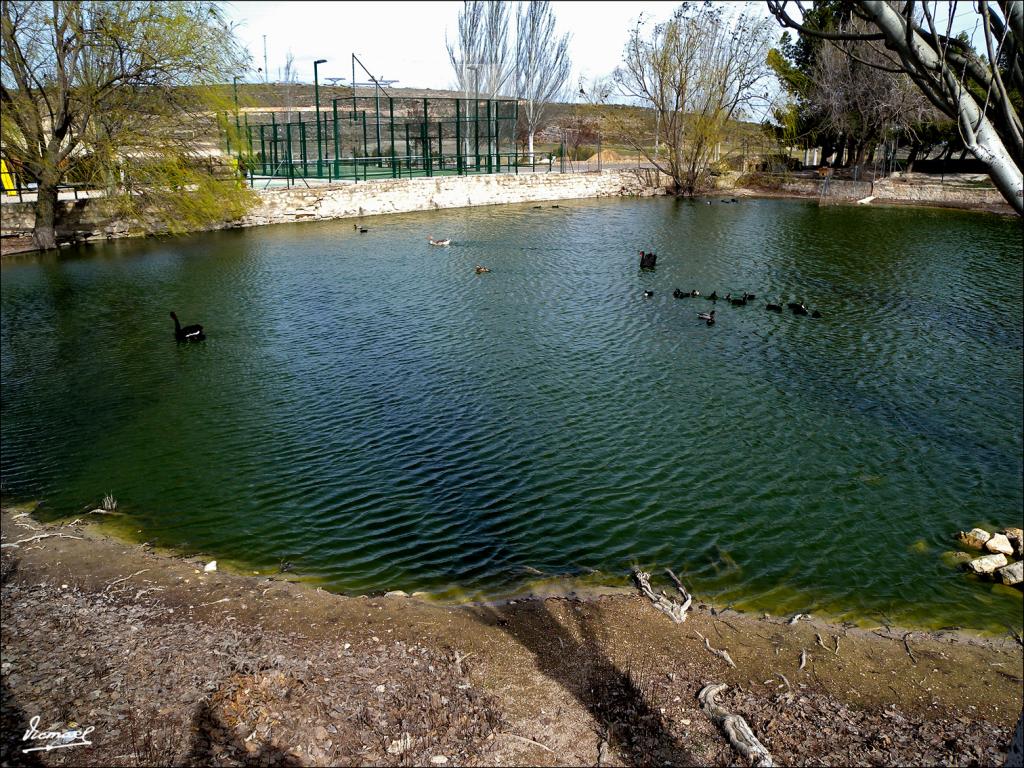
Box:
455 98 462 175
389 97 397 179
333 99 340 177
298 114 307 177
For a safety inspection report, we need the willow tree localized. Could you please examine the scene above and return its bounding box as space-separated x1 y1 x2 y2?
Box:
0 0 254 251
767 0 1023 215
612 3 775 195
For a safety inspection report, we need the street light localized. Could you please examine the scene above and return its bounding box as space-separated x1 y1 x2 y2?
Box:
314 58 327 177
467 64 480 170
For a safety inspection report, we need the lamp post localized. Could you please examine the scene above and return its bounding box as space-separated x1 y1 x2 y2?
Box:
314 59 327 177
467 64 480 170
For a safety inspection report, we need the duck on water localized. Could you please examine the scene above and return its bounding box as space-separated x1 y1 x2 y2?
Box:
170 312 205 342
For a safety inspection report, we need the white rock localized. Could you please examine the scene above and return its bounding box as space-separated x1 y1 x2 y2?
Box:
384 590 408 598
1002 528 1023 558
956 528 991 550
966 553 1008 576
985 533 1014 556
998 561 1023 586
429 757 449 765
203 560 217 572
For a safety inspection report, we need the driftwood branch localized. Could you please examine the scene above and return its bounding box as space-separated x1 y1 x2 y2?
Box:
103 569 150 593
2 532 84 548
699 683 774 767
695 630 737 668
903 632 918 664
632 567 691 623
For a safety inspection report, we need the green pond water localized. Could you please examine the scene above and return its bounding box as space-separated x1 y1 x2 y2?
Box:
1 197 1021 630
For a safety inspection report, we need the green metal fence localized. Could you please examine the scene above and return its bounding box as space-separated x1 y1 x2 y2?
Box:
233 95 519 183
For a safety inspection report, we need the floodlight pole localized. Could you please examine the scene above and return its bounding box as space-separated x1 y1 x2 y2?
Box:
314 58 327 177
467 64 480 171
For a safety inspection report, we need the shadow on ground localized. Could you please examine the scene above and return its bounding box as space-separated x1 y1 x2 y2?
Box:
467 598 701 766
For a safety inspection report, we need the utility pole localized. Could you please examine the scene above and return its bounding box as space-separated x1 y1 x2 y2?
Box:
263 35 268 83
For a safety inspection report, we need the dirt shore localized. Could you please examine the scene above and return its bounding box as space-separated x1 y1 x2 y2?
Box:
1 508 1021 767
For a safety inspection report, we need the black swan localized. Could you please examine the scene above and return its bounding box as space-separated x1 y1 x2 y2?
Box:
707 291 718 301
170 312 205 342
765 302 783 312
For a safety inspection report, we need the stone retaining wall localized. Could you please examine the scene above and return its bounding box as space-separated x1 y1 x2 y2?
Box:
776 177 1008 207
0 169 667 243
1 169 1011 249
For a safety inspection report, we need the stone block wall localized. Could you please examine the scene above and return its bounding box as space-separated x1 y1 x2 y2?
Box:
0 169 667 243
238 169 666 228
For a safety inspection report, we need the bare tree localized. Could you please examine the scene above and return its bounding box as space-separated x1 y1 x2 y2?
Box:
282 49 298 123
447 1 513 98
767 0 1023 215
808 21 933 172
613 3 775 195
514 1 571 161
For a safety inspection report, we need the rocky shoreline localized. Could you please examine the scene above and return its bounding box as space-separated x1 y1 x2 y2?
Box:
2 508 1022 766
1 171 1016 259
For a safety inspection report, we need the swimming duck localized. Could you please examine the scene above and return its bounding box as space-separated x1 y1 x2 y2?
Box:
642 290 654 298
170 312 205 342
730 295 747 306
428 237 451 246
689 290 701 297
673 288 685 299
707 291 718 301
354 224 368 233
475 265 491 274
743 292 756 301
765 302 783 312
789 302 809 316
698 310 715 322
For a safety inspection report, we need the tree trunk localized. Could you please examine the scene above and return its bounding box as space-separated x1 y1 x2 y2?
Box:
906 143 920 172
853 141 867 168
32 180 59 251
858 0 1023 215
834 135 847 167
528 131 535 163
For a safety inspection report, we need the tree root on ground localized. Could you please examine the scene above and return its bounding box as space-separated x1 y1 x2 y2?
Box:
698 683 774 767
631 566 691 623
694 630 737 668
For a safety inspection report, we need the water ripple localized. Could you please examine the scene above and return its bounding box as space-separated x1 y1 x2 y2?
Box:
1 198 1021 630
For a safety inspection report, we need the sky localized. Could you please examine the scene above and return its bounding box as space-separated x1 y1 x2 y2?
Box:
224 1 767 93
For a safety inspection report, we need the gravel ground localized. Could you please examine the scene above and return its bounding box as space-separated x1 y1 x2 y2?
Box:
1 511 1021 767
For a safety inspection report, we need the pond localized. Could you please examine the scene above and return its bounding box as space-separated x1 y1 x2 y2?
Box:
2 197 1021 631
